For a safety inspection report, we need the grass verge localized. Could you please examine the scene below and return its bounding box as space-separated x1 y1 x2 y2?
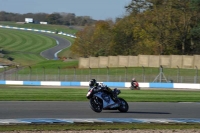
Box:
0 28 56 65
0 85 200 102
0 123 200 131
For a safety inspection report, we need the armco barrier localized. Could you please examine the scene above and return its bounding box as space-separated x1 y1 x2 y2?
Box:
0 25 76 38
0 80 200 89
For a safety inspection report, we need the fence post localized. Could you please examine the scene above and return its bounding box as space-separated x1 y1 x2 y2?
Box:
15 65 18 80
125 66 127 82
74 67 76 81
43 67 45 81
29 66 32 81
177 66 180 83
58 67 60 81
3 66 6 80
107 66 109 82
195 66 198 83
89 67 91 79
98 67 100 80
159 65 163 82
142 66 145 82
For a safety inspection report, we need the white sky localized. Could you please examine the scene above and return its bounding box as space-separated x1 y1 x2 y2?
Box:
0 0 132 20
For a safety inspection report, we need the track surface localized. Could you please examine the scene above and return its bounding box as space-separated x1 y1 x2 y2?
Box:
0 101 199 119
39 33 71 60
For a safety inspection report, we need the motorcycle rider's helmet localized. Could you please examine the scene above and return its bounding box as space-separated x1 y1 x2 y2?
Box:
132 78 136 82
89 79 96 87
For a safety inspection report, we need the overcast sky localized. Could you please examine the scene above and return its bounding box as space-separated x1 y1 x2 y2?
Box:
0 0 132 20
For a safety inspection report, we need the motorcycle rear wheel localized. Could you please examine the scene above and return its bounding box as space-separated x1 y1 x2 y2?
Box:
118 98 129 112
90 96 103 113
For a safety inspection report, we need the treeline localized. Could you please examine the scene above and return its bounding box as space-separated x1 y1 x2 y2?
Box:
0 11 96 26
71 0 200 57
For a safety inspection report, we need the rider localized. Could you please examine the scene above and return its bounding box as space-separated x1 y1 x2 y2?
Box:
131 78 139 89
88 79 117 100
89 79 99 90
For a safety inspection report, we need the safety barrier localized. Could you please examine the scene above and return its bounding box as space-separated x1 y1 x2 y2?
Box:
0 25 76 38
0 80 200 89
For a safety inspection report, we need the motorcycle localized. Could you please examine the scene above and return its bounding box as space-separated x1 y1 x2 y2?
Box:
130 81 140 90
86 87 129 113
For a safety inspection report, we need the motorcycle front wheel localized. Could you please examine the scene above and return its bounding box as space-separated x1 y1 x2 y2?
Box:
90 96 103 113
130 86 134 90
130 86 140 90
118 98 129 112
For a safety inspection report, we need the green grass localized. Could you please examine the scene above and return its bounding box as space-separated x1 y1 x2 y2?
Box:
0 21 77 66
0 123 200 131
0 85 200 102
0 28 57 65
29 60 78 69
0 29 55 53
0 28 77 66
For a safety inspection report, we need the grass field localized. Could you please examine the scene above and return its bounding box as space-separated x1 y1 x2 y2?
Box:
0 123 200 131
0 28 56 65
0 21 77 66
0 85 200 102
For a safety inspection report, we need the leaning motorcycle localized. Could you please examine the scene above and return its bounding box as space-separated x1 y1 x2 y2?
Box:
130 81 140 90
86 87 129 113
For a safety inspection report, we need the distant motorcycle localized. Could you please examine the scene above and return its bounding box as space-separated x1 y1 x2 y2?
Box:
130 81 140 90
86 87 129 113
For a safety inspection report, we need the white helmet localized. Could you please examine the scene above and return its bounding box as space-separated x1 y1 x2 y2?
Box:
132 78 136 81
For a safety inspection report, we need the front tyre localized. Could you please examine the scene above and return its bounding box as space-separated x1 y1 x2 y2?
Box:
130 86 134 90
90 96 103 113
118 98 129 112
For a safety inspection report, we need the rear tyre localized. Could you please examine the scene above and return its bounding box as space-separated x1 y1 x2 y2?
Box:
118 98 129 112
90 96 103 113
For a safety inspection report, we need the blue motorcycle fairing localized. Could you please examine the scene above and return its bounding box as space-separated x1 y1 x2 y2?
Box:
93 92 117 109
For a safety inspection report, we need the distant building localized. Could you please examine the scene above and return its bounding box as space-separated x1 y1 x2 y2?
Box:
25 18 33 23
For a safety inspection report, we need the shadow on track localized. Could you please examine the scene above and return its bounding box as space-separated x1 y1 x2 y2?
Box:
103 111 170 114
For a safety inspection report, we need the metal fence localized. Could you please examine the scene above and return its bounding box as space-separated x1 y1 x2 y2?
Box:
0 66 199 83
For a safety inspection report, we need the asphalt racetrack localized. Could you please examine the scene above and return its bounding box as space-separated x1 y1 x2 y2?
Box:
0 101 200 119
39 33 71 60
